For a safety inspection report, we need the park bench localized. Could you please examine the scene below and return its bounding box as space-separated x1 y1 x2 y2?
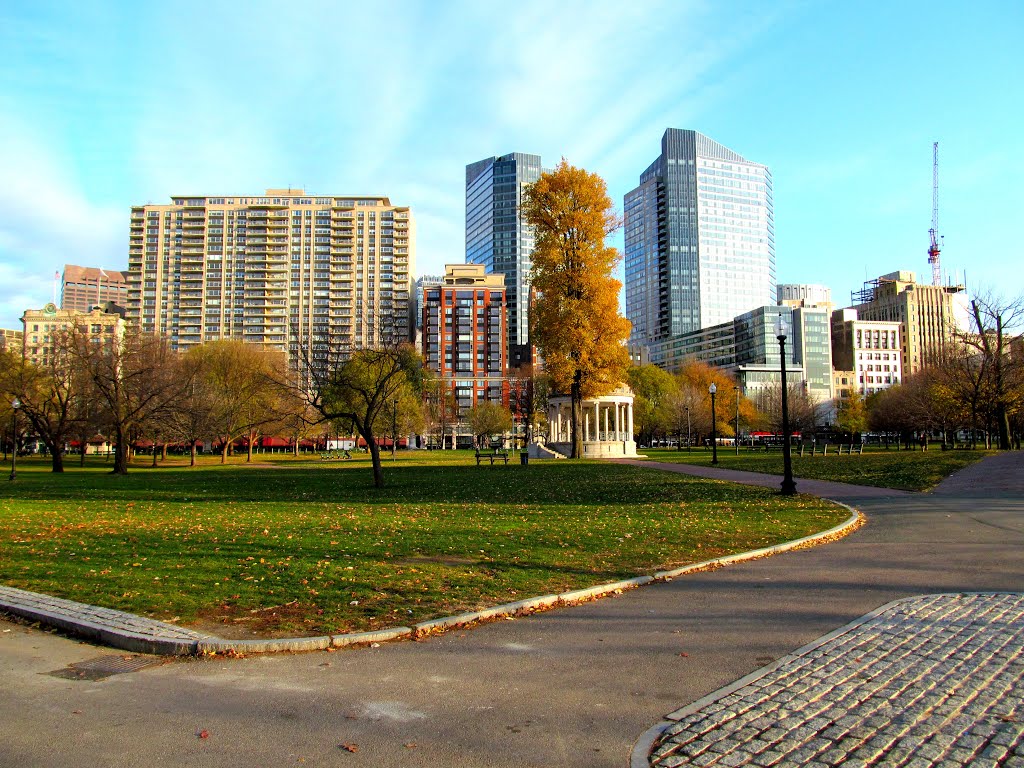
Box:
320 450 351 460
475 448 510 466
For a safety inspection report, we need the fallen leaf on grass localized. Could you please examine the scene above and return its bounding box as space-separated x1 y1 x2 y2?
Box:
198 730 209 739
338 742 359 753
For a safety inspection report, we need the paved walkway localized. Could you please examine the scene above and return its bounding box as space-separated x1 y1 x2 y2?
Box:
627 451 1024 768
642 592 1024 767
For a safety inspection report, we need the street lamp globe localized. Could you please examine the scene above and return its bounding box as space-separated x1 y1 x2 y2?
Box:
774 315 788 341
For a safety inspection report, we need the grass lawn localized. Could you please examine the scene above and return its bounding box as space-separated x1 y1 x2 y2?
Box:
0 451 848 637
639 446 994 491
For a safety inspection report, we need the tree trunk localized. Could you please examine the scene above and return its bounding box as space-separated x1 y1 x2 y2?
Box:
221 440 229 464
997 404 1011 450
247 432 254 462
112 427 129 475
50 449 65 473
190 443 197 467
362 429 384 488
570 370 583 459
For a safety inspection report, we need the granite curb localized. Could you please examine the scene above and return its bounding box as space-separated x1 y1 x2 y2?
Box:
0 509 862 657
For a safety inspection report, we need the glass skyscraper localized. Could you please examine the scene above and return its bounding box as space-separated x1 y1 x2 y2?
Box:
465 152 543 368
625 129 775 347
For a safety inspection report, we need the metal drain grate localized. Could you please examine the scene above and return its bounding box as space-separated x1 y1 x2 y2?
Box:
47 655 165 681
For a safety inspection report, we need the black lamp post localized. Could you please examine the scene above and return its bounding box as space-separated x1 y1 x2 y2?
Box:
709 383 718 465
392 399 398 461
775 316 797 495
9 398 19 482
685 406 691 453
734 385 741 456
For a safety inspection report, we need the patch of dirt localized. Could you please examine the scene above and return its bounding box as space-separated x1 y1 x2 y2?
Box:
188 601 332 639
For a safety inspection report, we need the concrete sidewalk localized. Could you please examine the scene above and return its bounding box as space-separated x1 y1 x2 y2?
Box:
626 451 1024 768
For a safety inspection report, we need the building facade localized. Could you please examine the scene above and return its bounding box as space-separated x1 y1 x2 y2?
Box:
624 129 775 347
465 152 543 367
21 303 125 366
61 265 129 314
852 271 964 374
831 308 902 397
126 190 415 364
0 328 23 352
421 264 508 413
777 283 833 312
640 305 832 401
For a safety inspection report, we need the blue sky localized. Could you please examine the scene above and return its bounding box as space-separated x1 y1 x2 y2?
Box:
1 0 1021 330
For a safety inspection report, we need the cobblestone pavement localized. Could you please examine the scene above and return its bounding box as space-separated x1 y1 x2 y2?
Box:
642 593 1024 768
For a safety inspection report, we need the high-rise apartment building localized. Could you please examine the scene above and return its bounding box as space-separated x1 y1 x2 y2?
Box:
421 264 507 412
465 152 543 368
127 190 414 363
851 271 964 374
625 129 775 347
61 265 129 314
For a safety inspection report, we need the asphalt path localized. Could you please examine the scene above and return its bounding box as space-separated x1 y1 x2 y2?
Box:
1 452 1021 768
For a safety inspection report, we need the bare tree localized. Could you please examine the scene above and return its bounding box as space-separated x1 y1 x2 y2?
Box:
0 328 88 472
755 382 824 436
422 371 459 450
72 328 189 475
962 292 1024 450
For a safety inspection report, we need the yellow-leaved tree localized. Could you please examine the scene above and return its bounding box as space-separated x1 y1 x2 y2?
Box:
523 160 631 458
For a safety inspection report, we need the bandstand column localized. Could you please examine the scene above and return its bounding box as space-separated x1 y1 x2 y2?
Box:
614 401 621 439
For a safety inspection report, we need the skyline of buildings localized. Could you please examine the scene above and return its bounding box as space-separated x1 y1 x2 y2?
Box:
3 131 972 423
624 129 775 347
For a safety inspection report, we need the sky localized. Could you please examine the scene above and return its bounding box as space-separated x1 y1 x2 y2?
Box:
1 0 1022 331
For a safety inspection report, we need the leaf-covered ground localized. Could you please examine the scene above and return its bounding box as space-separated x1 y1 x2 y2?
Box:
0 452 848 636
639 446 993 491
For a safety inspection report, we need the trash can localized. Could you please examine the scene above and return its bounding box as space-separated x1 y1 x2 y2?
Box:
520 452 529 466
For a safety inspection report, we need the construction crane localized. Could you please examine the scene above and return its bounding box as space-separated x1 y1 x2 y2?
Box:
927 141 942 286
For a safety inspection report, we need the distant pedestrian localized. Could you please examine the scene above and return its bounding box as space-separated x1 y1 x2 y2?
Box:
919 434 928 451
